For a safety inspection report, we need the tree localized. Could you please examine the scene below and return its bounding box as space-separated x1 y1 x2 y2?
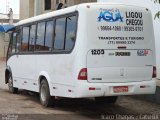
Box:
151 0 160 20
155 11 160 20
152 0 160 3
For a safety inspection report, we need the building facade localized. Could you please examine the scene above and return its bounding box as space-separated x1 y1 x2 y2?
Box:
0 33 10 60
20 0 96 20
0 12 19 60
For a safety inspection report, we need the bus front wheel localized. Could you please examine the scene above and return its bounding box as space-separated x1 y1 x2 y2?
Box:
40 79 55 107
8 73 18 94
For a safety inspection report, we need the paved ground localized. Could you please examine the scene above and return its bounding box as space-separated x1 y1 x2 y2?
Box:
0 61 160 120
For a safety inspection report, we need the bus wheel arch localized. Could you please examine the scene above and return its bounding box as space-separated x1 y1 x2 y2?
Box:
5 69 18 94
38 72 52 91
38 76 47 88
5 66 12 84
5 69 10 84
39 76 55 107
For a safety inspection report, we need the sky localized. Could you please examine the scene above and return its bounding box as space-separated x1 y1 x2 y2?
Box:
0 0 19 14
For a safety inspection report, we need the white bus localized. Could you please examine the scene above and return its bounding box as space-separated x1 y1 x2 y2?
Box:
5 3 156 107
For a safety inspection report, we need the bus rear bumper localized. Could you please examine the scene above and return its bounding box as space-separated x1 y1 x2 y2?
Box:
75 79 156 98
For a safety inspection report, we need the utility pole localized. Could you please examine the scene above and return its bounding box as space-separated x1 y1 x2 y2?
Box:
6 0 13 24
6 0 9 14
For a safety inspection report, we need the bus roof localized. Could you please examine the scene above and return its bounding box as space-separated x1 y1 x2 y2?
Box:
16 3 148 26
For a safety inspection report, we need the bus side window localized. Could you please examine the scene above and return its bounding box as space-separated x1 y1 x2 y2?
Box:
29 24 36 51
16 33 21 52
65 15 77 51
45 21 54 51
54 17 66 50
11 33 17 53
8 33 13 55
36 22 46 51
22 26 30 52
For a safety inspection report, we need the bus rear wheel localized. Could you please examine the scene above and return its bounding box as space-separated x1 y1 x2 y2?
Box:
8 73 18 94
40 79 55 107
95 96 118 104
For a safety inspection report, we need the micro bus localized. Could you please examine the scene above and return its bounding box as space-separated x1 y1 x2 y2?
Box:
5 3 156 107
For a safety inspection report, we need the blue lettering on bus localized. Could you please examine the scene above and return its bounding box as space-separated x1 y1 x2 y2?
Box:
98 9 124 22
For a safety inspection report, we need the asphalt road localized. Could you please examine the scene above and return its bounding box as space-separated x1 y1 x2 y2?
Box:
0 61 160 120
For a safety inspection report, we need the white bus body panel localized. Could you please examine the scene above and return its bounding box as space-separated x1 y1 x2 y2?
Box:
85 5 155 83
7 3 156 98
98 0 160 79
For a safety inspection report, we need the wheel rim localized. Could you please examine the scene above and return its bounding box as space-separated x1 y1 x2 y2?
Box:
40 85 47 102
8 76 13 91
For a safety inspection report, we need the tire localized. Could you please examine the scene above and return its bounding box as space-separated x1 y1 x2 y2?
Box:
95 96 118 104
40 79 55 107
8 73 18 94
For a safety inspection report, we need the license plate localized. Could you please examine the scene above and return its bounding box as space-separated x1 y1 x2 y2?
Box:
113 86 128 93
115 52 131 56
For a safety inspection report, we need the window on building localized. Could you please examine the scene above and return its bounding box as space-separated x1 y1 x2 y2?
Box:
22 27 30 52
56 0 69 9
45 0 51 10
54 18 66 50
56 0 68 4
56 0 59 4
36 22 46 51
65 16 77 50
84 0 96 2
29 24 36 51
45 21 54 51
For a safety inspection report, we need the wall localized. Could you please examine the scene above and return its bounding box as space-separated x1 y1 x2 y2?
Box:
20 0 97 19
20 0 35 20
0 33 10 60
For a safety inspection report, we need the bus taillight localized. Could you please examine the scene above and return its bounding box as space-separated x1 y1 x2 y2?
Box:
78 68 88 80
152 66 157 78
